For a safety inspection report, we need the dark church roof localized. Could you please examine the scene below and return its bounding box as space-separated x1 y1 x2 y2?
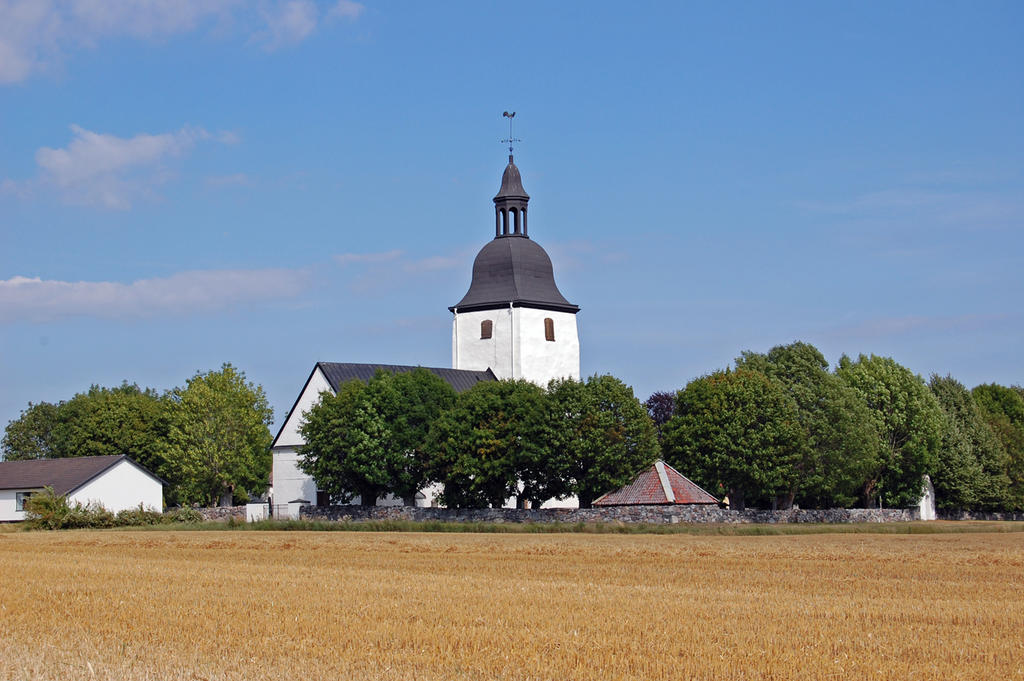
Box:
0 455 164 495
450 155 578 314
451 236 579 313
317 362 495 393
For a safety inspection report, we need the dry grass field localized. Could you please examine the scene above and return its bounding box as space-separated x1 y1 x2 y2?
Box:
1 529 1022 681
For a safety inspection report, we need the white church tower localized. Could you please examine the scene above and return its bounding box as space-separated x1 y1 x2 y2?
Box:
450 153 580 386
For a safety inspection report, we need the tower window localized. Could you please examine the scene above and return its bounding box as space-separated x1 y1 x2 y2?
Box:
544 318 555 342
480 319 493 339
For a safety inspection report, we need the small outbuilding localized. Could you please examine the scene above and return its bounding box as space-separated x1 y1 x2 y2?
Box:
0 455 164 522
593 460 719 507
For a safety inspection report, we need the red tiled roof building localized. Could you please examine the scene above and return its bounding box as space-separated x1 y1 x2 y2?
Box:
593 460 719 506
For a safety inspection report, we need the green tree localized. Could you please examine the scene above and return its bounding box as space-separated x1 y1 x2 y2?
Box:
735 342 879 508
2 401 61 461
372 369 458 505
54 384 171 475
835 354 944 508
550 375 659 508
662 369 805 510
425 380 553 509
928 375 1010 511
972 383 1024 510
162 364 273 507
298 369 457 507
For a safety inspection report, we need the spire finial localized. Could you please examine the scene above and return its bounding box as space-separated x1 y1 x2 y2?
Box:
501 111 520 156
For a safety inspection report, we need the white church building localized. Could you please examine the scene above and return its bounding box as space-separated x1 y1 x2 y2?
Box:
270 152 581 510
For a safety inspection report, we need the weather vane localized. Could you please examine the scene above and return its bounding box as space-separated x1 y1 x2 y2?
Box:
501 111 520 154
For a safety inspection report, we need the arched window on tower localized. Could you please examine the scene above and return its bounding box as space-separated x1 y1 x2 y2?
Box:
544 317 555 342
480 319 493 339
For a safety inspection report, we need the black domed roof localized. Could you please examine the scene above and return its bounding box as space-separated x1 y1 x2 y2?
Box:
450 236 579 313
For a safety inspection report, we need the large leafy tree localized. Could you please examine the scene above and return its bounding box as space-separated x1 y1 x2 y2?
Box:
835 354 944 508
298 369 458 507
551 376 659 508
928 376 1010 511
163 364 273 507
299 379 390 506
662 369 805 510
55 384 171 475
972 383 1024 510
2 384 170 478
2 401 61 461
735 342 879 508
425 380 554 509
369 369 458 505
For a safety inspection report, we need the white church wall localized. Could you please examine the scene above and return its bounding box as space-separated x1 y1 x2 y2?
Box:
452 307 514 378
68 459 163 513
275 367 333 448
453 307 579 386
272 446 318 505
515 307 580 386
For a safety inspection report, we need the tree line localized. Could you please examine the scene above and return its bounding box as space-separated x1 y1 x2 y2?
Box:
297 371 658 508
653 342 1024 512
299 343 1024 511
5 342 1024 512
1 364 272 507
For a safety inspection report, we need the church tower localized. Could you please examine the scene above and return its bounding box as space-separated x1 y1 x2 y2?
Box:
450 153 581 385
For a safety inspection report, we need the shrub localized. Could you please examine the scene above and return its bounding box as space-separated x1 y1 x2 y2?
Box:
23 487 70 530
115 505 165 527
165 507 203 524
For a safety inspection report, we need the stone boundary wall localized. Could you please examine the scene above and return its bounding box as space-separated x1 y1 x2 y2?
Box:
192 506 247 521
301 504 919 524
937 510 1024 521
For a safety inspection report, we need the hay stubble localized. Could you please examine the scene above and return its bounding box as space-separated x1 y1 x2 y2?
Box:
1 531 1021 680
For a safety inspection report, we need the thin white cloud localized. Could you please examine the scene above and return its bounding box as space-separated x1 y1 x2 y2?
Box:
329 0 365 21
25 124 231 209
0 268 311 323
402 255 462 273
0 0 365 83
334 250 405 265
254 0 319 51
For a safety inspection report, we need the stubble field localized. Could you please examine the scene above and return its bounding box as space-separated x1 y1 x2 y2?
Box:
1 528 1022 681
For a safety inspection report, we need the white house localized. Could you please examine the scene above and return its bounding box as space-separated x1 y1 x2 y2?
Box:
271 152 582 511
0 455 164 522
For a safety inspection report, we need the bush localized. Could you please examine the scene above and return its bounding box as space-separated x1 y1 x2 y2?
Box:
115 505 165 526
23 489 118 529
165 507 203 524
23 487 70 530
24 488 176 530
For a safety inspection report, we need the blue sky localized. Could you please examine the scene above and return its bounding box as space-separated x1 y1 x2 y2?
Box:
1 0 1022 434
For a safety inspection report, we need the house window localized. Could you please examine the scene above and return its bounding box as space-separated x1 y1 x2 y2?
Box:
544 317 555 342
15 492 34 512
480 319 493 339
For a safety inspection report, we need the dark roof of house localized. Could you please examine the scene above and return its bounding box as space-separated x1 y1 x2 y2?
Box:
0 455 164 495
272 363 497 448
317 362 496 394
450 236 579 313
592 460 719 506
